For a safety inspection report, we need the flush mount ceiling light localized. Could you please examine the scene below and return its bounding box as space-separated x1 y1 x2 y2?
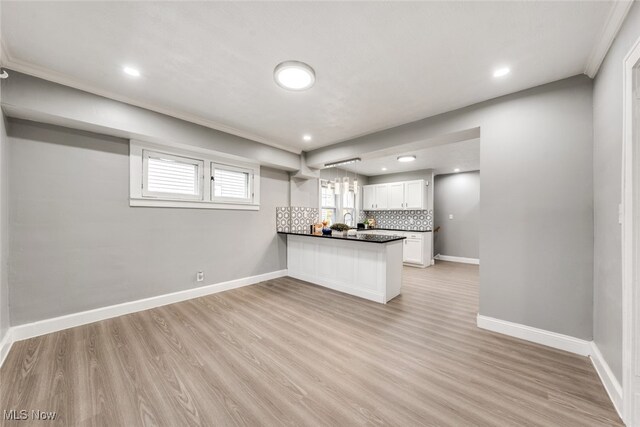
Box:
493 67 510 78
274 61 315 91
303 134 312 141
454 168 461 172
397 155 416 163
381 167 387 171
123 66 141 77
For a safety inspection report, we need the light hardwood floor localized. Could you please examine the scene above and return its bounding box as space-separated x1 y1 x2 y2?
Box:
0 262 623 426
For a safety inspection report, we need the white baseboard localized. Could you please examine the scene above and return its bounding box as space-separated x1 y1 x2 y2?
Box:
6 269 288 353
0 328 13 368
589 342 623 419
434 254 480 265
476 314 591 356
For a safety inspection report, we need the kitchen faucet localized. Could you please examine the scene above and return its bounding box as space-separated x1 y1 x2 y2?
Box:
343 212 353 226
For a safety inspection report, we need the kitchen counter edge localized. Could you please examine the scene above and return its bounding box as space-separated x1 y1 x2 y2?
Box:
277 231 406 244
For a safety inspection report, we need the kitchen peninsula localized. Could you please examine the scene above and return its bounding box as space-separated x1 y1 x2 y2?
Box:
278 231 405 303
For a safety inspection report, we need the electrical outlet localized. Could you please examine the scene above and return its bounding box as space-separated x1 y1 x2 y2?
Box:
196 271 204 282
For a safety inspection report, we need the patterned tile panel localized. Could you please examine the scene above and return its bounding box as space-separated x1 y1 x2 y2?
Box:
360 209 433 231
276 207 319 233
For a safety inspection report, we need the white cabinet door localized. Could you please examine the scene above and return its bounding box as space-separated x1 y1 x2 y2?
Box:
404 180 424 209
403 238 423 264
375 184 389 210
388 183 405 209
363 185 376 210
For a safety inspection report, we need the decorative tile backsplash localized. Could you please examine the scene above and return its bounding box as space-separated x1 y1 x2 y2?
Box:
276 207 319 233
360 210 433 231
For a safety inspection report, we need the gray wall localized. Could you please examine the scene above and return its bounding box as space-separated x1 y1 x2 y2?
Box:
592 2 640 383
434 171 480 259
307 75 594 340
289 177 318 208
7 119 288 325
1 72 300 171
0 112 8 344
0 0 6 347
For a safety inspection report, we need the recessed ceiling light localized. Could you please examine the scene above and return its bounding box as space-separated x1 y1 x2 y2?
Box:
123 66 141 77
493 67 510 78
397 155 416 163
454 168 461 172
381 167 387 171
274 61 315 91
303 134 312 141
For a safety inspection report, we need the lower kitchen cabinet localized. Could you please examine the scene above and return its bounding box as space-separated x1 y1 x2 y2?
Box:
403 238 423 264
358 229 433 268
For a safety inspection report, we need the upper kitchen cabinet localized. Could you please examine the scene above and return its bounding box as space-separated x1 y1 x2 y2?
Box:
404 180 425 209
363 180 427 210
388 182 405 209
363 184 389 210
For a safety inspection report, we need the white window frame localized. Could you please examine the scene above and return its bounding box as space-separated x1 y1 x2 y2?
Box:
130 140 260 210
320 181 337 225
142 150 204 201
341 190 356 227
211 162 254 204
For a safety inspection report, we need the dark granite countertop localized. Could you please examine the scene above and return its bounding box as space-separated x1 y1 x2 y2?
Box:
278 231 406 244
359 228 432 233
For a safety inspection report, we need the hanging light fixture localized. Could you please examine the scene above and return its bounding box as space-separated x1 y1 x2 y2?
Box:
343 176 349 194
353 164 359 194
334 168 341 195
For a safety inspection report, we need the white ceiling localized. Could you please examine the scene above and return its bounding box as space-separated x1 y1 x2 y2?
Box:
339 138 480 177
1 1 617 153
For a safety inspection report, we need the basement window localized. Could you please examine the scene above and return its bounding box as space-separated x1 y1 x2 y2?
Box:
143 151 204 200
130 140 260 210
212 163 253 204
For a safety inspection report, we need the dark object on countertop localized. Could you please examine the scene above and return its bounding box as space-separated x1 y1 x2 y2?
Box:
357 223 365 230
322 228 332 236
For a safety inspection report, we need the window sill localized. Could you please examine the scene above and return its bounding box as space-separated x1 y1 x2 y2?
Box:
130 198 260 211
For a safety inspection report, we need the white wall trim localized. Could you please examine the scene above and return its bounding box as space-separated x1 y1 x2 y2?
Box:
584 0 634 78
477 315 624 418
0 329 13 368
590 342 624 419
434 254 480 265
476 314 591 356
5 269 287 350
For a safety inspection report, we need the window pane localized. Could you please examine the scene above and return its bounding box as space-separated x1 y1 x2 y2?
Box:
321 208 336 225
321 187 335 207
147 156 199 195
343 190 355 209
214 168 249 199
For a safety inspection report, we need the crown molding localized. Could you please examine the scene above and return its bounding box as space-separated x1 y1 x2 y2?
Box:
584 0 633 78
1 47 302 154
